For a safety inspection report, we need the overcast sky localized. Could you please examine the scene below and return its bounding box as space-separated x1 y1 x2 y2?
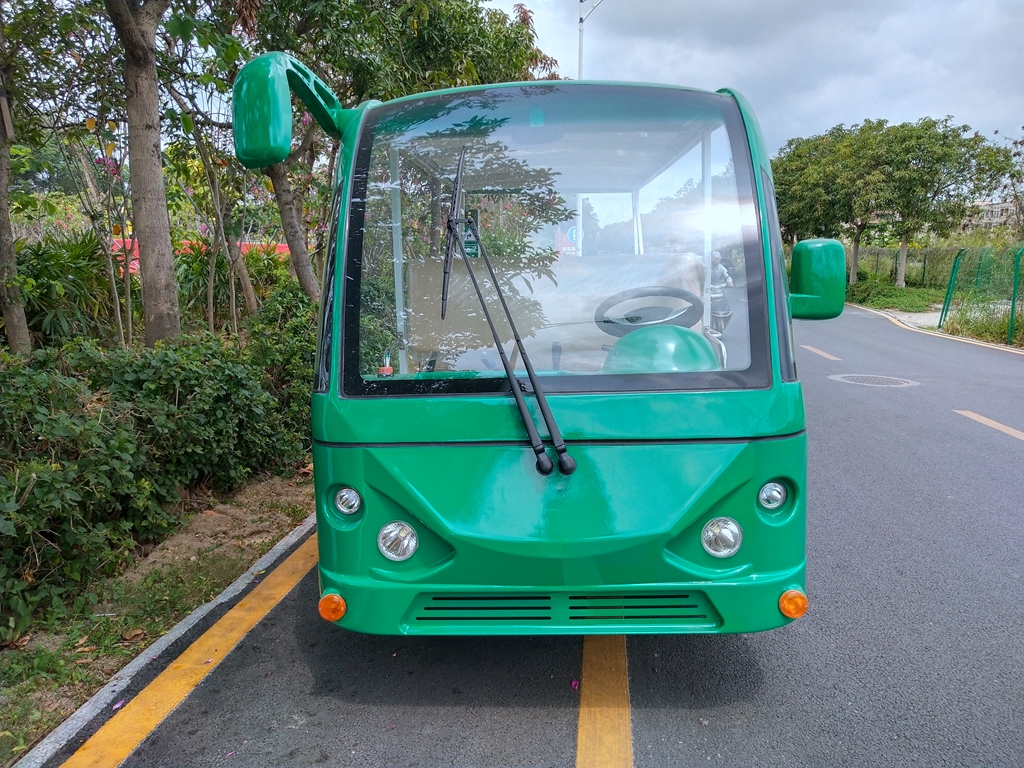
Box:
486 0 1023 153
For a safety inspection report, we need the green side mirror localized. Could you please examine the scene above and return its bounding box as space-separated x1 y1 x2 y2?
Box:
233 52 356 170
789 238 846 320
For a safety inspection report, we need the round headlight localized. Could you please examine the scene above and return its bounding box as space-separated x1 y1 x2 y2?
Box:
701 517 743 558
377 521 419 561
334 487 362 515
758 482 788 510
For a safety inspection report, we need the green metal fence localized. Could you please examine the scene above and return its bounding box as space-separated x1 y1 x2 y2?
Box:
937 245 1024 346
856 246 963 289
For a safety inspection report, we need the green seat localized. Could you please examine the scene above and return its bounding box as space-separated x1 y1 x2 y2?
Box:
602 325 720 374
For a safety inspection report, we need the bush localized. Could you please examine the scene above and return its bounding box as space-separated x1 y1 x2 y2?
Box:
0 336 293 640
242 283 317 453
12 231 117 345
846 281 945 312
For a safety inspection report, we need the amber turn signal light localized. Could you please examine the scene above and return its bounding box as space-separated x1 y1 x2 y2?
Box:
318 593 347 622
779 589 808 619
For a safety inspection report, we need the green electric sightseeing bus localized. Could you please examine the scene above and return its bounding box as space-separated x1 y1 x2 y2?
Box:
233 53 846 636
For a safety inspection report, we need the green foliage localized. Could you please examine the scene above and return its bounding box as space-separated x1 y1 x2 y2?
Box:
242 283 317 452
11 231 114 344
0 337 293 640
845 281 945 312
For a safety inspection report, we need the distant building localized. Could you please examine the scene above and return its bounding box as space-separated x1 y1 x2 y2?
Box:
967 200 1016 230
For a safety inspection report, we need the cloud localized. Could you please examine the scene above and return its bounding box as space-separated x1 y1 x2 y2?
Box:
486 0 1024 151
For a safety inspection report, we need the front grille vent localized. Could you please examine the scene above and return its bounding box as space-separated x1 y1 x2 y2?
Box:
407 591 720 628
416 595 552 622
568 593 706 621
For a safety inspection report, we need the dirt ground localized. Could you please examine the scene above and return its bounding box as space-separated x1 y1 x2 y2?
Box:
121 473 315 583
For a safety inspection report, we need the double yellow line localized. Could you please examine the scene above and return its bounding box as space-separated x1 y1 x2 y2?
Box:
62 535 635 768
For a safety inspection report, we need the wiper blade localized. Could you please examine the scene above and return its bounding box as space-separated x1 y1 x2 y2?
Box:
467 215 575 476
440 147 467 321
441 149 575 476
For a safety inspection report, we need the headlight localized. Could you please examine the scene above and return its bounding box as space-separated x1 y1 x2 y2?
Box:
758 482 787 510
377 521 419 561
333 487 362 515
701 517 743 558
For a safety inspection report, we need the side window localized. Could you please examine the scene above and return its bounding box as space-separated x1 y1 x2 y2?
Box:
760 170 797 382
314 190 342 393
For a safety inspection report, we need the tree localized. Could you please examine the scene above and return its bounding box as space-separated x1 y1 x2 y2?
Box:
245 0 557 303
879 117 1011 287
772 121 887 283
104 0 181 344
0 0 53 353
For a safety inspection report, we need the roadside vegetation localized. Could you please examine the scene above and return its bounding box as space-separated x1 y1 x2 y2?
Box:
772 119 1024 346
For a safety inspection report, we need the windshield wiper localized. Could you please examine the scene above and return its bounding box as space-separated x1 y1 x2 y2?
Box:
442 148 576 476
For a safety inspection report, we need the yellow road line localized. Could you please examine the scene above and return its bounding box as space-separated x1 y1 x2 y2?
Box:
62 535 319 768
576 635 633 768
799 344 842 361
954 410 1024 441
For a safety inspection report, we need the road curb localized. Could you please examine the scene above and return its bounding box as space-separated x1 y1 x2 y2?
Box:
848 303 1024 356
13 514 318 768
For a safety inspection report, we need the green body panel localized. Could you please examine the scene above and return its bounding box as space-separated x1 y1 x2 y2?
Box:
228 65 845 634
314 435 806 635
790 239 847 319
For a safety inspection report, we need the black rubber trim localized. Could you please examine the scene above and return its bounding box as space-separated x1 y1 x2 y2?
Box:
313 430 805 450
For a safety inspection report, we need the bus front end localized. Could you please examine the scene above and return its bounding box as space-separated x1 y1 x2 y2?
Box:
306 81 843 635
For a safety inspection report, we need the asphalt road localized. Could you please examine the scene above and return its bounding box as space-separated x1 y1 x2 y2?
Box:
49 307 1024 768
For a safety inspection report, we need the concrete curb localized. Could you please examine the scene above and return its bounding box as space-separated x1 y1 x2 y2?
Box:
13 514 317 768
848 303 1024 356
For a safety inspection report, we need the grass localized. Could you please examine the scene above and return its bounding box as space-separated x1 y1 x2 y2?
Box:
941 295 1024 347
846 280 946 313
0 555 248 764
0 473 314 766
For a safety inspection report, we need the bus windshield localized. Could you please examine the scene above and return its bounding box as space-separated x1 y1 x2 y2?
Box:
343 84 769 396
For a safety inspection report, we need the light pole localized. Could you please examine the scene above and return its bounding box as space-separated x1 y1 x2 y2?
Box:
578 0 606 80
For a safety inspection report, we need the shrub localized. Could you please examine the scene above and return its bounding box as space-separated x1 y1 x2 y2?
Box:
242 283 317 454
845 281 945 313
0 336 293 640
12 231 116 345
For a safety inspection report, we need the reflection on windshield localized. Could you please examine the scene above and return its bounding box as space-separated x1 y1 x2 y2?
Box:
352 85 764 393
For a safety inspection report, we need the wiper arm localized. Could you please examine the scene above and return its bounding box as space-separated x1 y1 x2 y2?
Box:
467 215 575 476
440 147 466 321
441 148 575 476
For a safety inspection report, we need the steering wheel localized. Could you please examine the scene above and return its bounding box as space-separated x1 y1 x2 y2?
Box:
594 286 704 337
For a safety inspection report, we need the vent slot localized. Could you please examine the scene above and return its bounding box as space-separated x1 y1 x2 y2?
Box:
414 595 552 622
568 593 707 621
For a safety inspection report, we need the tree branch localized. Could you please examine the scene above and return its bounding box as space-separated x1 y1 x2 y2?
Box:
104 0 152 64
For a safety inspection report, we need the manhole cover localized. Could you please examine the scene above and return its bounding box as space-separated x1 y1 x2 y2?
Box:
828 374 920 388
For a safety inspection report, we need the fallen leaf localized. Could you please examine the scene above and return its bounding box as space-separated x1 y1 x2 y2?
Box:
76 646 98 653
122 628 144 642
76 657 94 665
571 679 579 691
74 635 90 647
13 634 31 648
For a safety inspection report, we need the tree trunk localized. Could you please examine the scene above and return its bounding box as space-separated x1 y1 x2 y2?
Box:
849 224 863 285
896 230 909 288
226 229 258 315
72 144 125 346
265 162 321 302
0 104 31 354
105 0 181 346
